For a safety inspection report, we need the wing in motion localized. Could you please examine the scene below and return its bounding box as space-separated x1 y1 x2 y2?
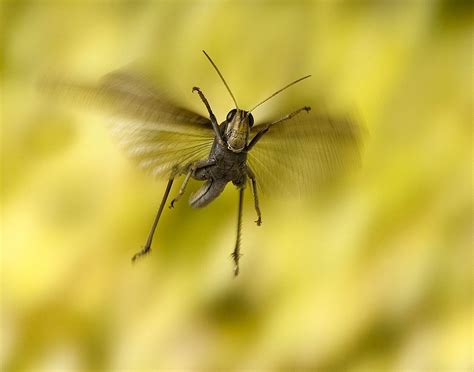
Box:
247 112 362 196
41 71 215 178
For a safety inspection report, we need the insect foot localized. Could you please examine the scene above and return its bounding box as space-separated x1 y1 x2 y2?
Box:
131 246 151 263
255 217 262 226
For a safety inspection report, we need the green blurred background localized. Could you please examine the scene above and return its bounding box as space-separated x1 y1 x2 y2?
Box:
1 1 472 370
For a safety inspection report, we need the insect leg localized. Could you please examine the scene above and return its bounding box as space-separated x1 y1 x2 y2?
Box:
192 87 225 146
169 159 216 208
169 170 192 208
131 178 174 262
231 188 244 276
246 166 262 226
246 106 311 151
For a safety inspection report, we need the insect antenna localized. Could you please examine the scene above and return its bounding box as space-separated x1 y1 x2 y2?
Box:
202 50 239 109
248 74 311 114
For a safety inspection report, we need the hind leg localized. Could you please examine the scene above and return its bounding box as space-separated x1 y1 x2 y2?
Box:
169 159 215 208
132 178 174 262
231 188 245 276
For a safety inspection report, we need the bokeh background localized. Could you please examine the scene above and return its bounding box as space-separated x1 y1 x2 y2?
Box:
1 1 472 370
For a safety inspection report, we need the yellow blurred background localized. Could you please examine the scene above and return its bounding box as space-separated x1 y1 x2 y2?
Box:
1 1 472 370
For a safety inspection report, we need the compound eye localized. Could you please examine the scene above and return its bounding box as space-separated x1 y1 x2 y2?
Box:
226 109 237 122
247 113 254 127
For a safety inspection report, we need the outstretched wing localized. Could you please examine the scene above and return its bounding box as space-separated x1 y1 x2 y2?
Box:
42 72 215 178
247 112 362 196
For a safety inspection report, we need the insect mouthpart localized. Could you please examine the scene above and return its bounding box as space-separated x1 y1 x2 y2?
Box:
227 142 245 153
226 125 247 152
226 128 248 152
225 112 249 153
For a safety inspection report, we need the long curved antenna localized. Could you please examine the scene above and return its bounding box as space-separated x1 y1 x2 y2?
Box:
202 50 239 109
248 74 311 113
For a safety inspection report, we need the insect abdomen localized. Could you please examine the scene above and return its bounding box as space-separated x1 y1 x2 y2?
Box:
189 179 227 208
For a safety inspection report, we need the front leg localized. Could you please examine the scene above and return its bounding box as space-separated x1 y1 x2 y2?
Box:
246 166 262 226
192 87 225 147
246 106 311 151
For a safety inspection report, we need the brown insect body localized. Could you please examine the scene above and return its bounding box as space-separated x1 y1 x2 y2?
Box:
43 50 361 276
190 110 251 208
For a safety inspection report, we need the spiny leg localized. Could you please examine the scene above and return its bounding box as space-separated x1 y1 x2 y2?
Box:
192 86 225 147
231 188 245 276
246 166 262 226
132 178 174 262
247 106 311 151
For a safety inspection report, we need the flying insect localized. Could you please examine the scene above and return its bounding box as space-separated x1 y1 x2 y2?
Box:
43 51 360 276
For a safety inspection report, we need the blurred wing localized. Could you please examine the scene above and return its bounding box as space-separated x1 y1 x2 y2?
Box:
42 72 215 178
247 112 362 195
